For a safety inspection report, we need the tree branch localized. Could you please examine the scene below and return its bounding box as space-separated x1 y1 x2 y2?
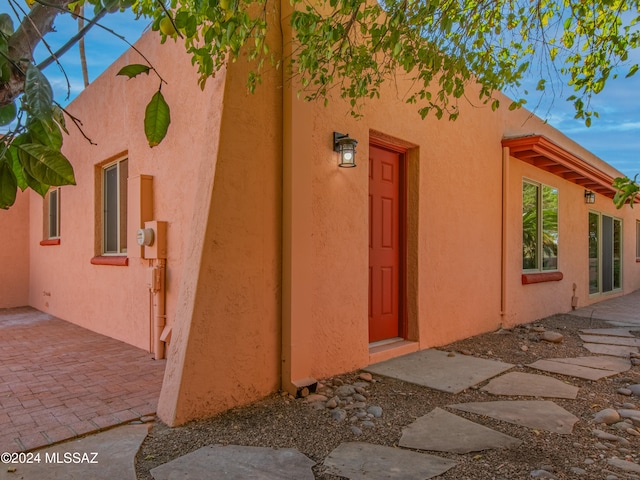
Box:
1 0 74 107
37 7 108 70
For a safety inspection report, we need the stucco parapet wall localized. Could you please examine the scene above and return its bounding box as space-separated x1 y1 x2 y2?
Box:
502 135 622 199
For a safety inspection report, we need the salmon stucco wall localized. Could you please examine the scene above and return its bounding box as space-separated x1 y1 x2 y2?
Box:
157 3 283 425
282 61 640 386
0 190 30 308
505 155 640 326
27 33 226 351
283 75 513 384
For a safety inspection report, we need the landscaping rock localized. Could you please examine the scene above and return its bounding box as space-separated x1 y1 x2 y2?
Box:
331 409 347 422
367 406 383 418
541 331 564 343
594 408 621 425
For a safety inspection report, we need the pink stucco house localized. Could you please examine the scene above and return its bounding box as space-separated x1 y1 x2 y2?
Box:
2 16 640 427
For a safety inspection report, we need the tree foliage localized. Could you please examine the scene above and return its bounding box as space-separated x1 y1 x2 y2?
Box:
1 0 639 208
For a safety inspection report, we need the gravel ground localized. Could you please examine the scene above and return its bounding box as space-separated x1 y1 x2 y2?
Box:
135 314 640 480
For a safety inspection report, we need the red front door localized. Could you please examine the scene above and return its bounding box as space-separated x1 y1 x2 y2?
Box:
369 145 403 343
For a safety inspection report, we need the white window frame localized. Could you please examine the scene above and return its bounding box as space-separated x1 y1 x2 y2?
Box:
522 179 559 272
101 158 128 255
47 187 61 239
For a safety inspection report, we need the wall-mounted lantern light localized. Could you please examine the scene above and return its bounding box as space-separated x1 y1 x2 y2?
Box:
333 132 358 168
584 190 596 204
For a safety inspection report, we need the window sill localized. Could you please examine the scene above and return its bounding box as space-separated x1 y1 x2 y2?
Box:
522 271 563 285
90 256 128 266
39 239 61 246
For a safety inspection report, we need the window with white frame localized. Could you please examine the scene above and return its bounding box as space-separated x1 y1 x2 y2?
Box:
522 180 558 271
102 158 128 255
44 187 61 239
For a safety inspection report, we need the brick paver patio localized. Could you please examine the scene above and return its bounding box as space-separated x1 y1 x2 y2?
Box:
0 307 165 452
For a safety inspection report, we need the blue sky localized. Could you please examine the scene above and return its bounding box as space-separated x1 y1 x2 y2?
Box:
19 8 640 178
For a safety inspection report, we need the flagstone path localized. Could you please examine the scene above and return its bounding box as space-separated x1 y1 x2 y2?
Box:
583 342 639 357
398 407 522 453
480 371 579 399
5 309 638 480
363 348 514 394
150 445 316 480
142 322 637 480
323 442 457 480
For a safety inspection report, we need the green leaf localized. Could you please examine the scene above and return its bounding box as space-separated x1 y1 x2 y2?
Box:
144 91 171 147
0 13 14 36
17 143 76 186
0 57 11 83
23 172 50 198
52 105 68 134
0 101 17 126
24 65 53 120
626 64 638 78
117 64 151 78
28 118 63 149
0 157 17 209
9 134 30 191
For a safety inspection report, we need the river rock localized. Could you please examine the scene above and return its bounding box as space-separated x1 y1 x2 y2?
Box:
541 331 564 343
367 406 383 418
530 469 557 479
335 385 357 397
594 408 621 425
331 409 347 422
306 394 328 403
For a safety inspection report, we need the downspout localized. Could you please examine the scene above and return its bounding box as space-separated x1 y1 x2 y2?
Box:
501 146 510 324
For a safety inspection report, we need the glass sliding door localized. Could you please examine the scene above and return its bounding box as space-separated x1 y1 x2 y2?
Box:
589 212 622 295
588 212 599 294
613 218 622 290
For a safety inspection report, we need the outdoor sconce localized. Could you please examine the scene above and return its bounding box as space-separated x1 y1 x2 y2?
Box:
584 190 596 204
334 132 358 168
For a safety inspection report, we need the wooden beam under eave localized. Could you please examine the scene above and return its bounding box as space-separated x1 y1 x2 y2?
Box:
548 165 573 175
532 158 556 167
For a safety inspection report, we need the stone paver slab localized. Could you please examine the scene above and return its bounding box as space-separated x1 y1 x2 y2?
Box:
0 424 150 480
580 328 637 337
449 400 579 434
399 407 521 454
549 356 630 373
527 359 619 380
364 349 513 394
323 442 456 480
582 343 639 357
481 372 579 399
579 334 640 347
150 445 315 480
606 322 640 329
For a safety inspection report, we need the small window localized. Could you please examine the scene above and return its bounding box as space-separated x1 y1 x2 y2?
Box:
522 180 558 271
44 187 61 239
636 221 640 259
102 158 128 255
